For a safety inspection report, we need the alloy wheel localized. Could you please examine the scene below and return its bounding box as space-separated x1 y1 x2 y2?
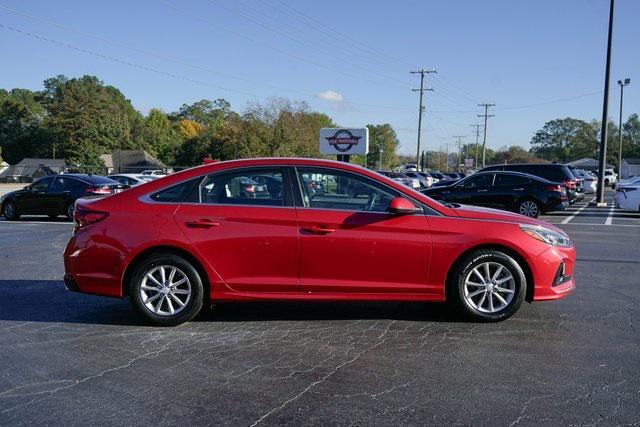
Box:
140 265 192 316
4 202 15 218
67 204 74 219
519 200 539 217
463 261 515 313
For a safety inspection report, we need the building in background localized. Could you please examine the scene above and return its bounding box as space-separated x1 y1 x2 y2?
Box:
568 158 614 172
0 158 66 183
621 158 640 179
101 150 170 174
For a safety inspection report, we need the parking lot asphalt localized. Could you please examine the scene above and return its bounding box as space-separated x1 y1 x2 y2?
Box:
0 190 639 426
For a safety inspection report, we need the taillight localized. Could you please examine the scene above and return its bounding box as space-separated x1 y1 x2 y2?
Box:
545 184 563 192
73 208 109 228
563 179 576 189
86 185 111 195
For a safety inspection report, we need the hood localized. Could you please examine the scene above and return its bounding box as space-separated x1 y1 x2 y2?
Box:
451 203 565 233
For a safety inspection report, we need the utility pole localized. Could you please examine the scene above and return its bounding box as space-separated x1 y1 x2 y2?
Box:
445 142 449 172
595 0 615 206
453 136 465 172
377 135 384 170
411 69 436 169
477 104 495 168
617 78 630 178
470 124 483 171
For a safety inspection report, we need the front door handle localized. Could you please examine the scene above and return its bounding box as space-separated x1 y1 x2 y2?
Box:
185 218 221 228
302 226 335 234
477 189 489 192
514 187 524 191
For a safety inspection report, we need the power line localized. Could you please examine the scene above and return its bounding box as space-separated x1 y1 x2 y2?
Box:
0 23 263 98
204 0 410 89
411 68 436 169
477 103 495 168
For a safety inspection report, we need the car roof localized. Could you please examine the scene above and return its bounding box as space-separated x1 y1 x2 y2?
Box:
468 170 556 183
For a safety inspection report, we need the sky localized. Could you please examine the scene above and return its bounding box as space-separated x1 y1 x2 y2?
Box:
0 0 638 157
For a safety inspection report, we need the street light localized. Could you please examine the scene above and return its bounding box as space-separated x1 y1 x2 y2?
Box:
617 78 631 178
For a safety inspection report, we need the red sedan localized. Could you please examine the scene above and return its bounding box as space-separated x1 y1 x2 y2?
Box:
64 158 575 326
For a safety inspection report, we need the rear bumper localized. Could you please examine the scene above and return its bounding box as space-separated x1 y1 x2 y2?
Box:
63 232 124 298
530 245 576 301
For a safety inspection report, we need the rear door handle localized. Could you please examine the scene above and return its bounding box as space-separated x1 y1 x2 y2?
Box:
477 189 489 192
302 226 335 234
185 218 221 228
514 188 524 191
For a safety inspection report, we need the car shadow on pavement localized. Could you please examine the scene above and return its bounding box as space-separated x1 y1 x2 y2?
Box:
0 280 466 326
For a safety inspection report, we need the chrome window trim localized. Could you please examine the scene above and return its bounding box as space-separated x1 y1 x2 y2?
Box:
139 163 444 216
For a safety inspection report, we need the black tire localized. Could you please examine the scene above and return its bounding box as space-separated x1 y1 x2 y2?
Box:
448 249 527 322
65 202 75 221
129 253 204 326
2 200 19 221
516 198 541 218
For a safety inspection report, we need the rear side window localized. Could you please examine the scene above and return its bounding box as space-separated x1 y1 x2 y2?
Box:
197 169 286 207
150 178 200 203
494 174 530 187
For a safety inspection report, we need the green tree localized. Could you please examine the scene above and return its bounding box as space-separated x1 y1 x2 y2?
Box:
530 118 587 162
144 109 182 165
41 75 143 167
366 124 399 169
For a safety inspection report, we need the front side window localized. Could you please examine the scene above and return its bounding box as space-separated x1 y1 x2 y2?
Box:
31 177 54 191
296 168 407 213
198 169 285 206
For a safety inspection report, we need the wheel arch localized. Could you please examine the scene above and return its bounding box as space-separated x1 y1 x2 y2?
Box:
122 245 211 302
445 243 535 303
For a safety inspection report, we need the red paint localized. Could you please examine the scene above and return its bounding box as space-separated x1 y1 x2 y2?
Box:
64 158 575 305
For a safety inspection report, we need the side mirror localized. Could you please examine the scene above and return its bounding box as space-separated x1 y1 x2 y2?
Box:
388 197 420 215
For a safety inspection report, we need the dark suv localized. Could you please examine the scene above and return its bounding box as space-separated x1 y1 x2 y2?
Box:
422 171 568 217
478 163 581 203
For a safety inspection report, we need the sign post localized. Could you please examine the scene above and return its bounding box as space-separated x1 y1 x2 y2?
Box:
319 128 369 163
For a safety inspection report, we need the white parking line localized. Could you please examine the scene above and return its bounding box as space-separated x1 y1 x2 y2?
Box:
0 220 74 225
604 205 615 225
561 198 595 224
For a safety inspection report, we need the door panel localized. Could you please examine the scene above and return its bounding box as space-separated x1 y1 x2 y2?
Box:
18 177 54 214
297 209 432 294
174 167 299 293
176 204 299 293
293 167 432 295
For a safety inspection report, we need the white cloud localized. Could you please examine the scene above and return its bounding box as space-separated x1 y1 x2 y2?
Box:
316 89 344 103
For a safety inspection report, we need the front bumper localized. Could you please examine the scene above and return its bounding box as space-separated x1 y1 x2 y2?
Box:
530 245 576 301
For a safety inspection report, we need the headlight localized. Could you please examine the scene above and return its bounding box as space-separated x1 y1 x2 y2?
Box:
519 224 572 247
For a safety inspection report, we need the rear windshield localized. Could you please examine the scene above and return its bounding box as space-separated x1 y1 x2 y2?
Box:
84 175 120 185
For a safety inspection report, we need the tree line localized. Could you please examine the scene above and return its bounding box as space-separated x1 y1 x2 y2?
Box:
1 74 638 173
0 75 402 172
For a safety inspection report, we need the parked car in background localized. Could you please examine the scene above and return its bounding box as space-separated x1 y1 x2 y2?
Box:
445 172 463 180
63 158 575 326
402 164 418 172
404 171 435 188
479 163 580 203
569 168 597 194
109 174 158 187
377 171 421 190
140 169 166 176
422 171 568 218
604 169 617 186
1 174 125 220
614 180 640 211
